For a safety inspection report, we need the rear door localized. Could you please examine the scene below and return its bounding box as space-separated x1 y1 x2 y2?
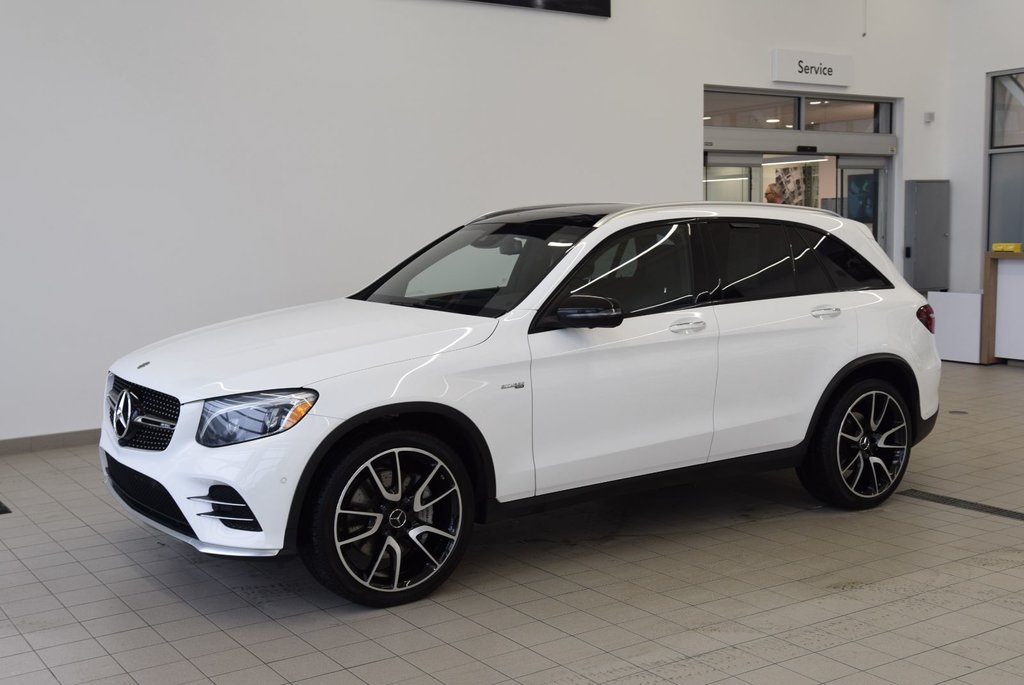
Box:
697 220 862 462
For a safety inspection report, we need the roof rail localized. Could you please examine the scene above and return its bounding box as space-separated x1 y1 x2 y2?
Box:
595 201 840 227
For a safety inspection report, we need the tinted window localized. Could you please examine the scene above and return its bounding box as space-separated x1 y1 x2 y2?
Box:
562 223 694 316
794 227 890 290
704 222 796 301
789 227 835 295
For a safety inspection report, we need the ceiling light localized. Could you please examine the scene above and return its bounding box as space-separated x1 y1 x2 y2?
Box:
785 125 794 128
702 116 711 120
762 157 829 166
766 118 781 123
809 101 822 105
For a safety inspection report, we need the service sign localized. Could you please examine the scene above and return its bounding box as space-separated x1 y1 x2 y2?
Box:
772 49 852 87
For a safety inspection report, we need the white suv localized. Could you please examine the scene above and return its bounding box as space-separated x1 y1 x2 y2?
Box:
101 202 940 606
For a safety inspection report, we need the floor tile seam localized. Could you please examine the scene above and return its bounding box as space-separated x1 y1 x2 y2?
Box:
36 635 121 674
698 552 982 611
760 597 959 648
910 644 1020 679
351 640 469 676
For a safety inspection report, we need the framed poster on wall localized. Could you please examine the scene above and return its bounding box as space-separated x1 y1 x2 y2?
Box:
463 1 610 17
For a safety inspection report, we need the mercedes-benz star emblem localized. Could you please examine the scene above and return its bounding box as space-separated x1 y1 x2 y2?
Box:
388 510 407 528
113 390 135 440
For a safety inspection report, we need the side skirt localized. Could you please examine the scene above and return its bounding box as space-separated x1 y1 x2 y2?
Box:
482 444 806 523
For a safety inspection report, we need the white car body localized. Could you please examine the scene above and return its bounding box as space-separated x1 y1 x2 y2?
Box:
100 202 940 565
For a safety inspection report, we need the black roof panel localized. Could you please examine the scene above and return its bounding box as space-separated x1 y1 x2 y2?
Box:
472 203 633 228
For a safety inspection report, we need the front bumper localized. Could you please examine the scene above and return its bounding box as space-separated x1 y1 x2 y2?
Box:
99 399 341 556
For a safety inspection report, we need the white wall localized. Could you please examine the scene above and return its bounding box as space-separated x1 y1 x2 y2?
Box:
946 0 1024 292
0 0 974 440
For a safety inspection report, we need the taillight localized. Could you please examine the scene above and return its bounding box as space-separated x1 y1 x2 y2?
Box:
916 304 935 334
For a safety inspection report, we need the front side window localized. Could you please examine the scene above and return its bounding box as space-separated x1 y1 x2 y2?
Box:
557 223 695 317
360 222 590 317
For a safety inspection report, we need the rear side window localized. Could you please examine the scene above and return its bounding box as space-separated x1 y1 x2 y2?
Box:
790 228 835 295
793 227 891 290
703 222 797 301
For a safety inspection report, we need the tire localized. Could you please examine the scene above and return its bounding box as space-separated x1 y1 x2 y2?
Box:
797 379 911 510
300 430 474 607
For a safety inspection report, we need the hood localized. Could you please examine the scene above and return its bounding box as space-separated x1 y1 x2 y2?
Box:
109 298 497 403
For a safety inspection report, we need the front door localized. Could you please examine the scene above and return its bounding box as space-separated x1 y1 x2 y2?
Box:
528 222 718 495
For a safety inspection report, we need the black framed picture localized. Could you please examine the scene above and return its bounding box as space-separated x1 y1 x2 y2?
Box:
464 1 610 17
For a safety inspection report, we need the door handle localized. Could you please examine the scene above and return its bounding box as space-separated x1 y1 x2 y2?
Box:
811 306 841 319
669 319 707 334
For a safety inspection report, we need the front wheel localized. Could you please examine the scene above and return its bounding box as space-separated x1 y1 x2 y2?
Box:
798 380 911 510
301 430 473 607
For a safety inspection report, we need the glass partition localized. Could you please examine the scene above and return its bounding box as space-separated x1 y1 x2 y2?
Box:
704 91 892 133
703 166 762 202
989 70 1024 245
989 152 1024 244
805 99 892 134
703 91 797 130
992 73 1024 148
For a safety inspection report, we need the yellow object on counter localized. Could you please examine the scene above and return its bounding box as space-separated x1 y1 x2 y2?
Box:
992 242 1022 252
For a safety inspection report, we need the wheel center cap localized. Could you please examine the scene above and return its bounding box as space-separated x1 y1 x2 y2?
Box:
859 436 871 449
388 509 407 528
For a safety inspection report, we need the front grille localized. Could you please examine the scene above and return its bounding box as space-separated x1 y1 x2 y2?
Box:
108 376 180 451
105 453 195 538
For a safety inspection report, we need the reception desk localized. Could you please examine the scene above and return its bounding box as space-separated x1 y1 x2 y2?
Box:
981 251 1024 364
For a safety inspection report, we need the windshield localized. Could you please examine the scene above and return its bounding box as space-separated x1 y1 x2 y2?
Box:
358 222 593 317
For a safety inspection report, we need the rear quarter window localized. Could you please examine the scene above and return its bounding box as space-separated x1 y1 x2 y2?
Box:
793 227 891 290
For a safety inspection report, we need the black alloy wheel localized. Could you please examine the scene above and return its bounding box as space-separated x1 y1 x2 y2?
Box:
798 379 911 510
301 430 473 606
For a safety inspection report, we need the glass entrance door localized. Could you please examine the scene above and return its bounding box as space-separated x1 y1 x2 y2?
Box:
837 161 888 246
806 156 889 249
703 152 891 252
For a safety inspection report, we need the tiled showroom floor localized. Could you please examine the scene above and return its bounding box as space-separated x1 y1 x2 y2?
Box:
2 362 1024 685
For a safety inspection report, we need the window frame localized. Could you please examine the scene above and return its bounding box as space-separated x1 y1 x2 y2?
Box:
990 71 1024 149
704 88 894 135
987 68 1024 247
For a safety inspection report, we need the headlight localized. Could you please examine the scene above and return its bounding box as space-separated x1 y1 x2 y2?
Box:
197 389 318 448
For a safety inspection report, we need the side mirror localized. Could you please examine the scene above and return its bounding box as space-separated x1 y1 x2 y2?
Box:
556 295 623 328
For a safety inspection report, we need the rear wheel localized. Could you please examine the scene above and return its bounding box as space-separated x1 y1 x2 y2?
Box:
301 430 473 606
798 379 911 509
